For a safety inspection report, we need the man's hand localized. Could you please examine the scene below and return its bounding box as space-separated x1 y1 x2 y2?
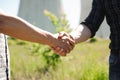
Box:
51 32 75 56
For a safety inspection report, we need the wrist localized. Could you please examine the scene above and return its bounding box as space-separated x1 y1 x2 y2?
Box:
47 33 58 47
69 32 78 44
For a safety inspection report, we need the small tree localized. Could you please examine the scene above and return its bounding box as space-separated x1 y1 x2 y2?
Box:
40 10 72 71
32 10 72 72
44 10 71 33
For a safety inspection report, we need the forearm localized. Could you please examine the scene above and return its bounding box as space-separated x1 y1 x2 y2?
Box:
0 12 56 46
70 24 91 44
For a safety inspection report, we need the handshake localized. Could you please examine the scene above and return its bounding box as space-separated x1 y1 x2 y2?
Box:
50 32 75 56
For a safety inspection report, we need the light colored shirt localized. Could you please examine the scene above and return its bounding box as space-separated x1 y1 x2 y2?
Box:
0 34 9 80
0 9 10 80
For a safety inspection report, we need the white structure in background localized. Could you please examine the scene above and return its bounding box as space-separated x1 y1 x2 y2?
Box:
80 0 110 38
18 0 110 38
18 0 61 33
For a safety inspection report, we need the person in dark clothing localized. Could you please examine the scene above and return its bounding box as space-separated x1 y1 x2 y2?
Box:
54 0 120 80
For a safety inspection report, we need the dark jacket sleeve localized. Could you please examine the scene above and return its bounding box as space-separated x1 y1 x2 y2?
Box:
81 0 105 38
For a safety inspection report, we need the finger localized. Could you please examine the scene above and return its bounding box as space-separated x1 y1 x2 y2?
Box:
56 40 72 53
61 35 75 46
58 32 75 48
55 47 63 54
51 47 60 55
52 47 67 56
69 34 74 40
57 50 67 56
66 49 70 53
57 51 66 56
57 33 75 54
58 32 69 39
53 33 59 38
58 32 65 39
65 37 75 47
55 47 68 56
66 35 75 46
61 37 75 51
60 52 67 56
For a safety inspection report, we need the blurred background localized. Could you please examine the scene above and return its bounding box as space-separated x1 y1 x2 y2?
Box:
0 0 110 80
0 0 110 38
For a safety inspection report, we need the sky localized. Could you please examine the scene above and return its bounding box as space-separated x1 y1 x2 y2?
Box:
0 0 81 29
0 0 20 15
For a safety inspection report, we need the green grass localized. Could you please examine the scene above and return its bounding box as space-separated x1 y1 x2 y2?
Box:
8 38 110 80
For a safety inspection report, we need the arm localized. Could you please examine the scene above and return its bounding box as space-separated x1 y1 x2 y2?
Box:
0 12 55 46
58 24 91 44
70 0 105 44
54 0 105 54
52 25 90 54
70 24 91 44
0 12 74 55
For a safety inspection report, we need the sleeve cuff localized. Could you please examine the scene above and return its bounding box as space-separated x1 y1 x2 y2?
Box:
80 22 96 38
